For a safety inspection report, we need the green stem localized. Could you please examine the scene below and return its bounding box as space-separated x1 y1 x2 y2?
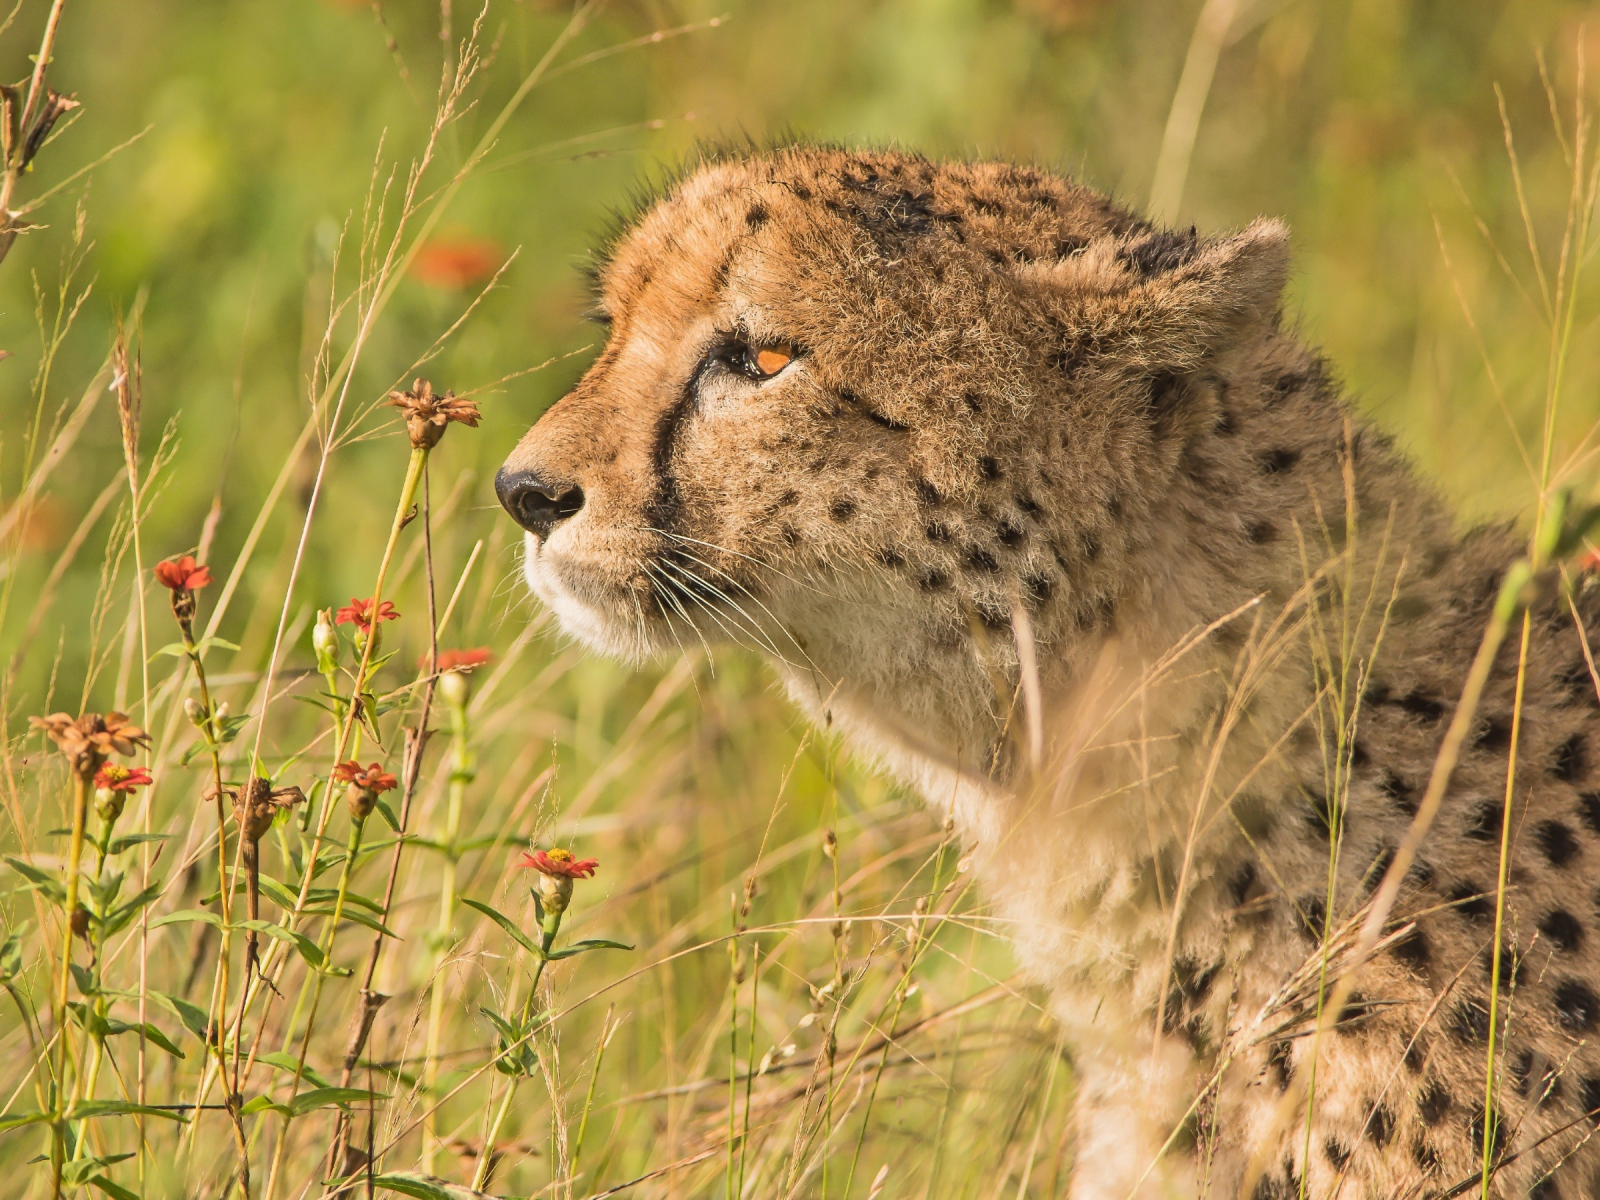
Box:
473 911 559 1192
52 769 90 1194
422 692 470 1174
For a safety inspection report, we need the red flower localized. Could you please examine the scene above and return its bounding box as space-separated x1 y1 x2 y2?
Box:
93 764 152 792
410 237 503 289
335 597 399 635
332 761 398 793
433 647 492 672
519 847 599 879
154 556 212 591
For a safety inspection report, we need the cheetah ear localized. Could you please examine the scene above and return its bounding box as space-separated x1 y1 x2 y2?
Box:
1034 217 1290 375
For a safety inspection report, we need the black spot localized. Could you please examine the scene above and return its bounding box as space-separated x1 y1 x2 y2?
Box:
1228 861 1259 907
1407 859 1435 888
917 570 949 593
1015 494 1043 519
1246 520 1277 544
1404 1036 1429 1074
1258 448 1301 475
789 182 812 201
863 408 908 432
1349 741 1370 768
1390 927 1431 974
996 522 1025 549
1448 996 1491 1044
1512 1048 1562 1106
1148 371 1184 415
1378 770 1416 816
1294 895 1326 940
1303 790 1337 839
1530 1176 1561 1200
1397 691 1445 722
962 391 983 413
1322 1137 1350 1170
1580 1075 1600 1121
745 203 769 228
1553 733 1587 782
963 547 999 574
1117 226 1198 277
1482 944 1524 991
776 488 799 508
1579 792 1600 834
1362 845 1394 894
828 498 856 523
1465 799 1504 841
1554 979 1600 1031
925 522 951 543
1540 909 1584 953
978 456 1001 481
914 477 942 506
1417 1081 1451 1125
1536 819 1581 867
1081 531 1101 562
1447 881 1493 922
1266 1040 1293 1091
1468 1106 1506 1159
1411 1137 1439 1172
1363 1103 1393 1148
779 524 800 546
975 604 1009 631
1473 716 1512 752
875 546 904 569
1023 574 1054 607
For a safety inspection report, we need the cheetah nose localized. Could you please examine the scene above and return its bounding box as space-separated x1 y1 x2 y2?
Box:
495 467 585 541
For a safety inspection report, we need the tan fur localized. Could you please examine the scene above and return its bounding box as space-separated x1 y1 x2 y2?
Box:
498 145 1600 1196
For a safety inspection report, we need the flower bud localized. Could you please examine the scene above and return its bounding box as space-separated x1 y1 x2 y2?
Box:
94 787 126 825
438 668 469 709
313 609 340 672
533 870 574 915
184 697 206 726
345 782 378 822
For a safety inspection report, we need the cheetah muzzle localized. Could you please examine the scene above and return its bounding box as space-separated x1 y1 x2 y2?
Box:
498 145 1600 1197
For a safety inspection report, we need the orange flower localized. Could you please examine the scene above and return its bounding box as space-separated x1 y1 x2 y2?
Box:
519 847 599 879
434 647 492 672
383 379 480 450
332 761 398 793
335 597 399 635
31 711 150 776
154 556 212 591
93 764 152 792
411 237 503 289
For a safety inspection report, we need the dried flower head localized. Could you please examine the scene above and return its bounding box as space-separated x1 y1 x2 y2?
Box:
30 711 150 777
206 777 306 842
334 760 398 821
519 846 599 915
383 379 480 450
335 597 399 636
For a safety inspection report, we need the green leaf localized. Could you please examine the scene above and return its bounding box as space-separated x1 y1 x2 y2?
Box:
103 1019 184 1059
103 884 166 937
0 930 24 981
68 1100 187 1123
288 1086 387 1117
545 937 634 961
62 1153 136 1187
374 797 400 832
478 1006 523 1043
257 876 300 912
88 1175 140 1200
148 991 211 1041
460 898 540 959
0 1110 49 1132
4 856 64 903
369 1172 492 1200
235 919 327 970
149 908 224 931
70 963 96 998
239 1095 292 1117
300 907 399 939
106 833 169 855
255 1050 333 1090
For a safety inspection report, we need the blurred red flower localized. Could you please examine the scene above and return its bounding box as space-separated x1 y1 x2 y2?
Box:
434 647 492 672
336 597 399 634
519 847 599 879
332 761 398 793
154 556 212 591
411 237 503 289
93 764 152 792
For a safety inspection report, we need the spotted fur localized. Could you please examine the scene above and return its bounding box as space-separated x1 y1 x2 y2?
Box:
498 145 1600 1197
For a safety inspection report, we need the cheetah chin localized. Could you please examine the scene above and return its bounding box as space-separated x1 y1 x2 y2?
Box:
497 144 1600 1197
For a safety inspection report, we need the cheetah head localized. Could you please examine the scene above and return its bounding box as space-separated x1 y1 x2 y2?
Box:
498 146 1288 749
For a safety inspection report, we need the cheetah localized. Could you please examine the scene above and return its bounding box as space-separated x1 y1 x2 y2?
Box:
496 144 1600 1196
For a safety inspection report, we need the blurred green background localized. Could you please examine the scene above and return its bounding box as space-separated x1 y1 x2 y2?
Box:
0 1 1597 1195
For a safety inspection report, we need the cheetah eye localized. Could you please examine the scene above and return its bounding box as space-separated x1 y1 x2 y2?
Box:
724 340 795 380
